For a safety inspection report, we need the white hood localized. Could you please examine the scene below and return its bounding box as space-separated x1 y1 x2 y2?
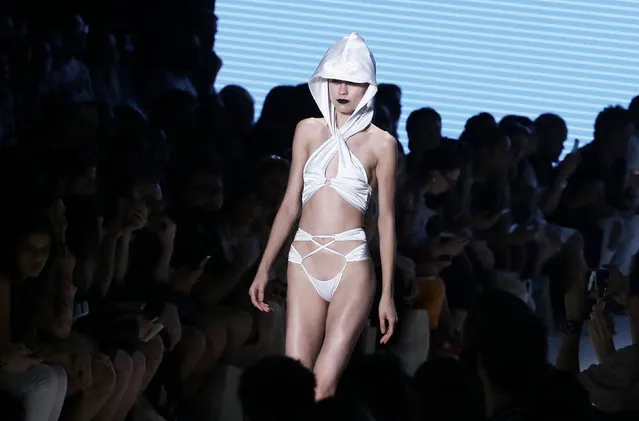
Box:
308 33 378 137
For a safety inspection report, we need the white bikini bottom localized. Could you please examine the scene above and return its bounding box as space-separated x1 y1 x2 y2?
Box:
288 228 369 302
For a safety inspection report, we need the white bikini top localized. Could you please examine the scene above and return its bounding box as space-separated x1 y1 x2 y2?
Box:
302 33 378 214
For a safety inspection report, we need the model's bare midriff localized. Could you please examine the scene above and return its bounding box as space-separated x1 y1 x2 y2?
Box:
298 119 377 235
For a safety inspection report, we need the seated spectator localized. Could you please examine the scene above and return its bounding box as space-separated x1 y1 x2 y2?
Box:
405 107 442 178
313 396 378 421
0 218 68 421
396 144 464 331
336 354 412 421
219 84 255 137
238 356 316 421
0 215 116 421
463 289 550 420
413 357 484 421
41 15 94 104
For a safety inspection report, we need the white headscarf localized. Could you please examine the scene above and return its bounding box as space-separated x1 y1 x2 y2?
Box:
308 33 378 138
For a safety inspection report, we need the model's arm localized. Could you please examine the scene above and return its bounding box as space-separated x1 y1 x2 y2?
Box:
375 134 398 298
376 134 399 344
255 120 311 276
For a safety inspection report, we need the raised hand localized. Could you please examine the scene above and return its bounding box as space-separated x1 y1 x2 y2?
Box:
588 303 615 362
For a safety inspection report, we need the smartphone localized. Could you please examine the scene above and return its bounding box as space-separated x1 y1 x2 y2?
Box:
190 254 212 270
588 268 610 299
73 301 90 318
141 322 165 343
571 139 580 153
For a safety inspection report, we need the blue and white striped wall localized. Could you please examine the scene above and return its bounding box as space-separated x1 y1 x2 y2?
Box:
214 0 639 153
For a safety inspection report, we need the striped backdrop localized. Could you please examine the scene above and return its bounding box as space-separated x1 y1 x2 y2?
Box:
214 0 639 153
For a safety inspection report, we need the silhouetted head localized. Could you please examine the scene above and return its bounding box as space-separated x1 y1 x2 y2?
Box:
464 112 496 134
406 107 442 154
464 289 549 399
238 356 316 421
535 113 567 162
500 115 534 160
462 123 511 174
594 105 633 158
259 85 296 125
377 83 402 122
220 84 255 130
416 143 461 195
336 354 411 421
413 357 484 421
373 102 392 133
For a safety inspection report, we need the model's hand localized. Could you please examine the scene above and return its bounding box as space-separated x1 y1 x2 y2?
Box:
249 270 271 312
378 294 398 345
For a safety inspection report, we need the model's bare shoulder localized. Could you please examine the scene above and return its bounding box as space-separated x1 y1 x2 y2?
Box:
292 118 326 152
370 127 398 156
297 117 327 135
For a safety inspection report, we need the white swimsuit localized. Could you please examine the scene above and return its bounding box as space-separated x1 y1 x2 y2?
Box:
288 32 378 302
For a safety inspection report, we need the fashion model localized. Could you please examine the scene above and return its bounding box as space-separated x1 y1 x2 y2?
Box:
249 33 398 400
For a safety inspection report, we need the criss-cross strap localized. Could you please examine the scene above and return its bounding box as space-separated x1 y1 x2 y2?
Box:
288 227 370 302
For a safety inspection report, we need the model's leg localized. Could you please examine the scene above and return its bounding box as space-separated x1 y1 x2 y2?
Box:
285 262 329 370
313 261 376 400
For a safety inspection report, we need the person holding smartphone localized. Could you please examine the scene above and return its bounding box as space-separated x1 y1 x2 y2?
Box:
396 144 465 332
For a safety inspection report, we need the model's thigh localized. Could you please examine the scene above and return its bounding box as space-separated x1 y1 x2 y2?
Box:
285 263 329 370
313 261 376 388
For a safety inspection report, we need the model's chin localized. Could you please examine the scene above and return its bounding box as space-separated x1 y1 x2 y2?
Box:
334 104 356 115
